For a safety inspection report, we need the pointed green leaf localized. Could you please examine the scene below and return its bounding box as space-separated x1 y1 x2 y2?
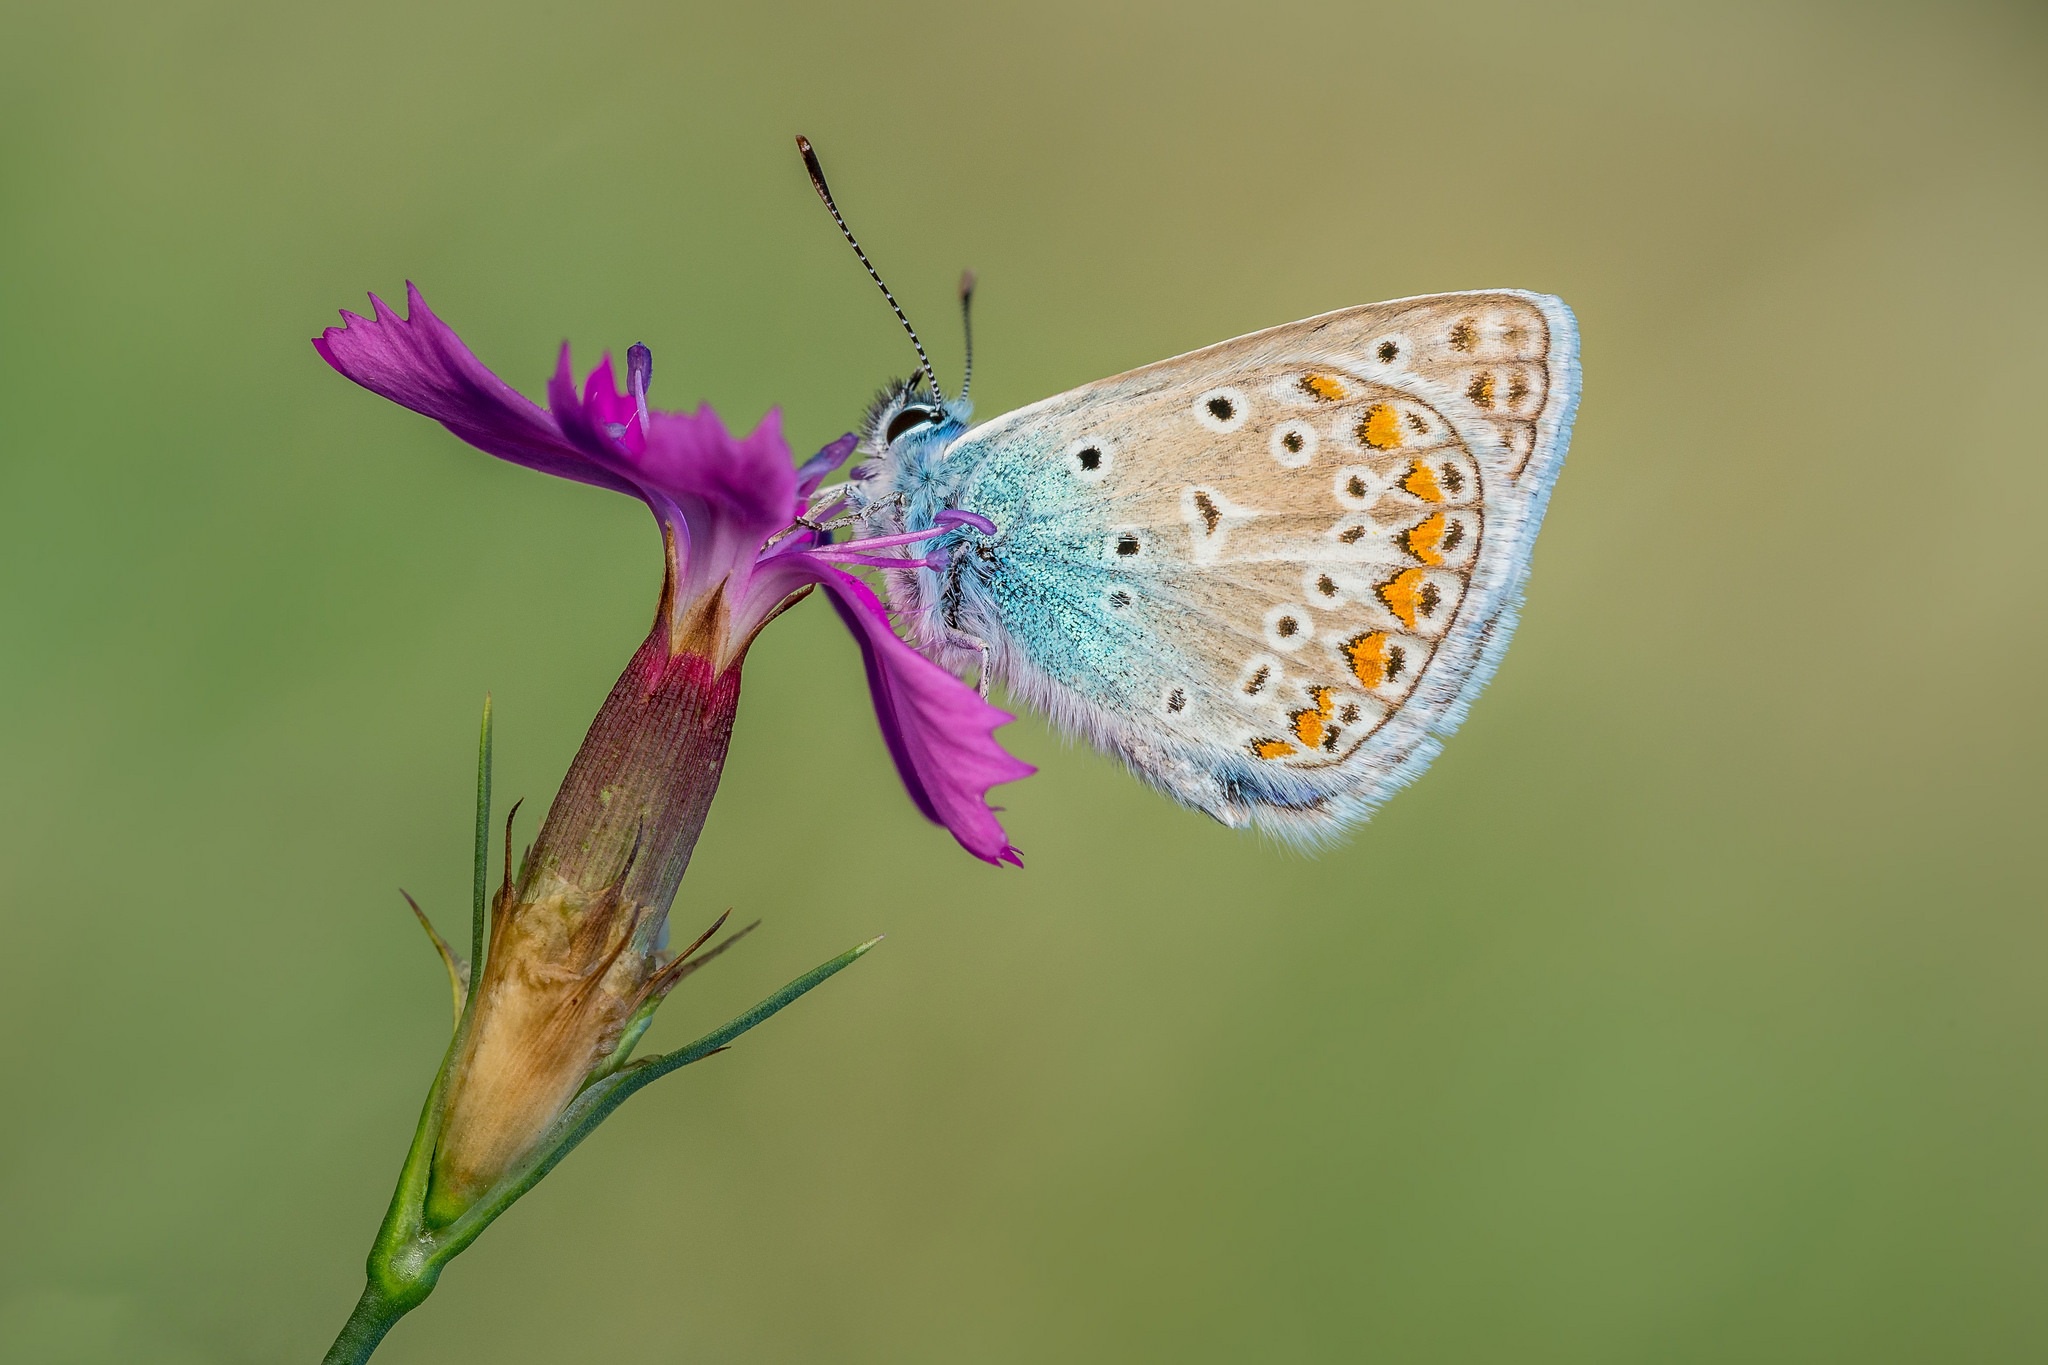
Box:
468 694 493 1006
402 891 468 1027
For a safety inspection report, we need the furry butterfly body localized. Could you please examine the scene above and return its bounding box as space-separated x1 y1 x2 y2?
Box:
849 290 1580 840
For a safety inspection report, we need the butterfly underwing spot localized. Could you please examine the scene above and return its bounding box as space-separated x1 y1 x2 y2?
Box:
1376 569 1433 629
1181 485 1257 563
1289 685 1337 748
1343 630 1405 689
1113 531 1143 557
1239 655 1285 697
1398 452 1477 505
1305 567 1347 606
1333 519 1379 546
1263 603 1313 653
1400 511 1477 569
1250 738 1297 760
1490 365 1544 416
1450 365 1543 419
1427 307 1549 365
1108 589 1132 609
1298 373 1346 402
1499 421 1537 477
1195 386 1250 433
1355 403 1404 450
1333 465 1384 511
1404 512 1449 565
1376 339 1400 363
1376 568 1461 633
1064 436 1113 483
1166 688 1187 713
1402 462 1444 502
1270 421 1316 468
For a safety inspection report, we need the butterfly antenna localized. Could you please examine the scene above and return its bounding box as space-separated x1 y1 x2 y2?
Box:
957 268 977 405
796 134 942 402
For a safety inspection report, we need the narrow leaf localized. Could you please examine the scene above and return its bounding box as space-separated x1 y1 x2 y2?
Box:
468 694 493 1004
402 890 468 1027
633 935 883 1084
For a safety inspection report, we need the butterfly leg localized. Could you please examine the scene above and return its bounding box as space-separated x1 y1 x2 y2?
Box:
764 492 908 548
813 490 905 532
937 628 994 698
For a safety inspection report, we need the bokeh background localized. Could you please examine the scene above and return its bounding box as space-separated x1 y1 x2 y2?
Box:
3 1 2045 1360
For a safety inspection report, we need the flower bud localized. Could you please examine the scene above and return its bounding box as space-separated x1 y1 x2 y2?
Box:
423 625 739 1227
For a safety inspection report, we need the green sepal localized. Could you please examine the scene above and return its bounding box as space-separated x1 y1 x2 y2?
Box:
583 918 762 1090
585 992 665 1090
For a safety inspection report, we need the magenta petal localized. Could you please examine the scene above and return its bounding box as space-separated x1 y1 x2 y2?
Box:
313 283 639 499
546 345 639 467
580 353 646 454
816 568 1033 865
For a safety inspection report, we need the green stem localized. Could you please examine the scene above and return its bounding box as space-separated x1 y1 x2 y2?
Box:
321 1281 410 1365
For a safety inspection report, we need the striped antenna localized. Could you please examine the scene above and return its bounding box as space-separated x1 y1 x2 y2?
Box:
957 269 977 405
796 135 941 402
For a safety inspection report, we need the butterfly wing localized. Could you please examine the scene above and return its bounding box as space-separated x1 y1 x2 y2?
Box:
923 290 1579 838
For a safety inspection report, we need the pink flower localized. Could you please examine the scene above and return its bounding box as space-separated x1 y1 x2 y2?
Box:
316 284 1031 865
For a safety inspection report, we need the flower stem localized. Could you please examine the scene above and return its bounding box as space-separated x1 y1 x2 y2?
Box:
321 1281 409 1365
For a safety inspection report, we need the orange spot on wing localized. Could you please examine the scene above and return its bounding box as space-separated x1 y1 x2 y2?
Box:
1401 460 1444 502
1289 686 1337 747
1377 568 1428 629
1300 373 1346 402
1344 632 1392 688
1358 403 1404 450
1403 511 1447 565
1251 738 1297 760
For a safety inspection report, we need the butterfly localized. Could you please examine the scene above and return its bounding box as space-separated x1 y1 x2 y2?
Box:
799 139 1580 841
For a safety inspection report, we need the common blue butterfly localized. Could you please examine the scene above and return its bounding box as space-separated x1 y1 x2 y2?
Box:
800 138 1581 840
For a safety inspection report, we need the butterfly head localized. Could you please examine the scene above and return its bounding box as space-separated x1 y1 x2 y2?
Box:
863 376 972 463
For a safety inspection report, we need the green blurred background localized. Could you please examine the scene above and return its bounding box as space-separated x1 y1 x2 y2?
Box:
3 1 2044 1360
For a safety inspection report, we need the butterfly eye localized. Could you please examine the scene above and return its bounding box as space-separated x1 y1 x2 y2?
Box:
885 406 939 443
